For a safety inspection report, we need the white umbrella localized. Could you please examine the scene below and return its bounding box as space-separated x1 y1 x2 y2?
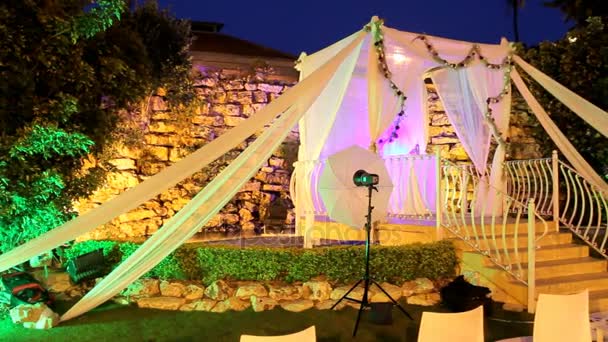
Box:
318 145 393 229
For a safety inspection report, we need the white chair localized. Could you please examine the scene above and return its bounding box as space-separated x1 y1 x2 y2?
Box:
418 306 484 342
533 290 592 342
240 326 316 342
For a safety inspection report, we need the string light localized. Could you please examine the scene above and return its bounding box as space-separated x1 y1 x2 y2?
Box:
416 35 514 149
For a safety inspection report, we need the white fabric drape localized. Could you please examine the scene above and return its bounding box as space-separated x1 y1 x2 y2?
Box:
379 30 429 156
383 27 511 65
61 33 366 321
511 69 608 193
367 21 403 150
514 55 608 139
431 67 492 172
465 44 512 211
294 33 365 246
385 155 435 215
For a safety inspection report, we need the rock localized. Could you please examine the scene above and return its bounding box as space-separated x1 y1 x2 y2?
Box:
67 287 85 298
430 113 450 125
160 281 186 297
193 115 224 126
122 279 160 297
211 104 241 116
502 302 525 312
242 104 265 116
212 297 250 313
370 282 402 302
431 136 459 145
240 181 262 192
183 284 205 301
106 171 139 189
406 293 441 306
10 303 59 329
150 96 167 111
250 296 278 312
268 284 302 301
29 251 54 268
402 278 435 296
224 116 246 127
146 146 170 161
428 125 456 137
258 84 284 93
226 91 253 104
144 134 180 147
149 122 176 134
281 299 314 312
238 208 254 222
449 146 469 161
252 91 267 103
108 158 136 170
112 296 130 305
330 285 376 301
32 271 72 293
204 280 233 301
302 281 332 301
235 284 268 299
180 299 217 312
117 209 156 223
137 297 186 310
315 300 346 311
413 278 436 294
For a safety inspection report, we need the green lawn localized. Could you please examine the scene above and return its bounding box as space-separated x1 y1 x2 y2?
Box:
0 300 533 342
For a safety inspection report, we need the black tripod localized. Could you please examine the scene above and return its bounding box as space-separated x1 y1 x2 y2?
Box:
330 184 413 336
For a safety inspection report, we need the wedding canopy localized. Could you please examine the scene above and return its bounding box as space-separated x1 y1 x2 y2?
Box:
0 16 606 322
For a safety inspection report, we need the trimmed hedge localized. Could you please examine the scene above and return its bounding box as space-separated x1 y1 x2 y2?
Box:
65 240 457 285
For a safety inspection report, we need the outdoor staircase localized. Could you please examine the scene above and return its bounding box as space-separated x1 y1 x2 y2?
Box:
448 222 608 312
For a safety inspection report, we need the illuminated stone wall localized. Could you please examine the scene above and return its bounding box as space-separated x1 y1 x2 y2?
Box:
75 67 298 241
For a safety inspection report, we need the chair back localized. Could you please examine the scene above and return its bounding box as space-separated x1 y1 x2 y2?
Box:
240 326 316 342
533 289 591 342
418 305 484 342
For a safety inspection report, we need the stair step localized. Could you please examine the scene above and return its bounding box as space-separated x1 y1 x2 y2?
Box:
477 244 589 266
534 272 608 294
451 232 572 251
493 257 607 280
444 220 548 234
589 289 608 312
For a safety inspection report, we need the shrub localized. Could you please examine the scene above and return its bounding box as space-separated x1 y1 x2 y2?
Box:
66 240 457 285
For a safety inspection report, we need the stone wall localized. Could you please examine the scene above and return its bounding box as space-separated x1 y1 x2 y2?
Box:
75 67 298 241
35 271 446 313
425 83 469 161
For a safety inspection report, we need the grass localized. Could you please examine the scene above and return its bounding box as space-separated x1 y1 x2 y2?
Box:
0 299 534 342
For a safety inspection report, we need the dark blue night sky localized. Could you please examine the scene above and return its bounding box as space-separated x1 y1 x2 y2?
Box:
158 0 571 55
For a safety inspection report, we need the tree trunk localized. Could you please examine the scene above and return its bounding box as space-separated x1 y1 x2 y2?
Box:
513 2 520 42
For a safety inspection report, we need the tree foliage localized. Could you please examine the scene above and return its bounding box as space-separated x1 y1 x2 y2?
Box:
521 17 608 179
544 0 608 26
0 0 195 253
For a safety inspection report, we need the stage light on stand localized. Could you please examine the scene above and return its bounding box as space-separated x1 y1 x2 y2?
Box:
353 170 379 187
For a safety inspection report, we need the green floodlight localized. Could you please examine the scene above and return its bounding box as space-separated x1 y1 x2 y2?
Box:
353 169 379 187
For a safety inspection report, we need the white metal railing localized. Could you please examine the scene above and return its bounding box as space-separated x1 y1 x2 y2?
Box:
440 160 547 311
505 151 608 258
557 161 608 257
504 156 555 216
